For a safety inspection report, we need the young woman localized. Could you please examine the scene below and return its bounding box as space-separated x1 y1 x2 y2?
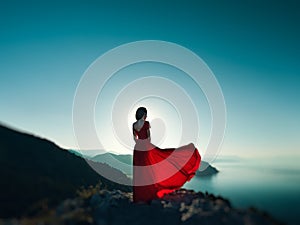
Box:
132 107 201 203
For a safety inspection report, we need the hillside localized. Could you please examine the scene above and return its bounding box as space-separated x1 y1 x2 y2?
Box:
0 188 283 225
0 124 131 218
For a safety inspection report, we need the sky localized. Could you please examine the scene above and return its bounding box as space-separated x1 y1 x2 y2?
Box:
0 0 299 159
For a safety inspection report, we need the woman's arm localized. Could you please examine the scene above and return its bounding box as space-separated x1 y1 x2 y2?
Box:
133 124 138 142
147 122 151 141
133 133 138 142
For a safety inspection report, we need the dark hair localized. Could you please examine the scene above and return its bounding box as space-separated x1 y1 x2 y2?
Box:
135 107 147 120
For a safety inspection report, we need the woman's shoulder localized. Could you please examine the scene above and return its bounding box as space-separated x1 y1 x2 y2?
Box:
145 121 151 128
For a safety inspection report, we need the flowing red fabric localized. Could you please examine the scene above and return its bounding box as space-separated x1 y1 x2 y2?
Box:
133 121 201 203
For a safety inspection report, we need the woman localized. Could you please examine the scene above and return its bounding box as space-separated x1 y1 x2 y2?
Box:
132 107 201 203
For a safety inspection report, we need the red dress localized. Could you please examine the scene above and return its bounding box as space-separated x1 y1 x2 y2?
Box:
133 121 201 203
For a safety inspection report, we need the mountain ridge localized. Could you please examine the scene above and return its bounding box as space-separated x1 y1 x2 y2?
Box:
0 123 131 218
75 151 219 177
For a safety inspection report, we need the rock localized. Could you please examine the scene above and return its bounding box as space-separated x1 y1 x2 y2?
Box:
0 188 283 225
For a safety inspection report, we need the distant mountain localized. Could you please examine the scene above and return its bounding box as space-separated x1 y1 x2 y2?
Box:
69 149 108 158
91 153 133 175
90 152 218 177
196 161 219 177
214 155 241 163
0 123 131 218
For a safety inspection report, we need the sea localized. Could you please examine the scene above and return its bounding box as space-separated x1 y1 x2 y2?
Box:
183 155 300 225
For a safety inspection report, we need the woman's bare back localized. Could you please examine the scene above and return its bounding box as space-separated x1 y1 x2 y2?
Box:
133 120 145 132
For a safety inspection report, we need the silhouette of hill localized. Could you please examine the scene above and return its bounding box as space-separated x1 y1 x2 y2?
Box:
89 152 218 177
196 161 219 176
0 124 131 218
91 153 133 176
92 153 133 165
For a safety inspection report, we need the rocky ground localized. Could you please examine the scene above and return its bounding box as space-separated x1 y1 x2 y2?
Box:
0 186 284 225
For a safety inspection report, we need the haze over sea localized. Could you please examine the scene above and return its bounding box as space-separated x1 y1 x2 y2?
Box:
184 155 300 225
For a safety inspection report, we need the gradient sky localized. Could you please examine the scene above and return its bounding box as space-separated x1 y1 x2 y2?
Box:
0 0 299 158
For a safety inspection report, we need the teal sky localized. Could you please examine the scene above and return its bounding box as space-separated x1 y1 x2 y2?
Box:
0 0 299 158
